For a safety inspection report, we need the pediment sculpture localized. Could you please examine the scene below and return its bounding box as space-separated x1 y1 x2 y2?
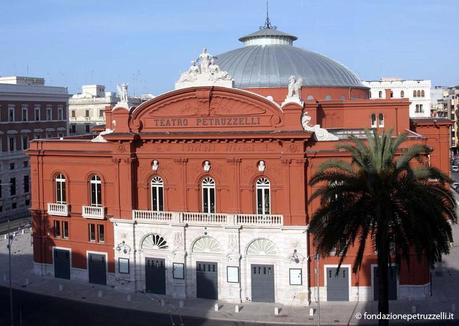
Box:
301 111 339 141
176 48 233 89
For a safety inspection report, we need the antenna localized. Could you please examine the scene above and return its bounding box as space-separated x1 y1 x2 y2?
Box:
261 0 276 30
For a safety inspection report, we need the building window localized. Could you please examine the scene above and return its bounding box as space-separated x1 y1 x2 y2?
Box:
99 110 104 118
415 104 424 113
98 224 105 243
46 107 52 120
23 175 29 193
256 177 271 215
413 90 417 97
85 125 90 133
34 106 40 121
53 220 61 238
201 177 216 213
22 106 28 121
8 136 16 152
371 113 377 128
55 174 66 204
88 223 96 241
90 175 102 206
8 105 15 122
400 90 404 98
85 110 90 118
58 106 64 120
12 202 17 209
378 91 382 98
10 163 15 170
390 90 393 98
63 221 69 239
71 110 76 118
378 113 384 127
22 136 29 150
421 90 425 97
71 125 76 133
417 90 421 97
88 223 104 243
151 176 164 212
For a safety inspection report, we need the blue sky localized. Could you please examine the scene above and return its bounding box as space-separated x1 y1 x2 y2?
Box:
1 0 458 95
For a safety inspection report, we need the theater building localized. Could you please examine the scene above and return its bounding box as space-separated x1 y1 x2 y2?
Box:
29 23 450 305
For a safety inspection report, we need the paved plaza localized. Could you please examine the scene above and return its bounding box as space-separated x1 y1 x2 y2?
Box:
0 223 458 325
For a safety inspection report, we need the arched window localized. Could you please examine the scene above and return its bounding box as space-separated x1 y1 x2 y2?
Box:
89 175 102 207
201 177 215 213
151 176 164 212
417 90 421 97
371 113 377 128
400 90 405 98
413 90 417 97
378 113 384 127
256 177 271 215
421 90 425 97
55 174 66 204
378 91 383 98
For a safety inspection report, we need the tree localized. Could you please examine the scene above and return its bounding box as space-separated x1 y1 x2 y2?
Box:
309 129 457 325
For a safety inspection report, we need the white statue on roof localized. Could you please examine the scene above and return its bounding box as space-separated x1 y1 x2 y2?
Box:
301 111 339 142
117 83 128 104
176 49 233 89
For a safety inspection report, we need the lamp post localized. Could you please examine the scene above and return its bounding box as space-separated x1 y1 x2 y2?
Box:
1 182 14 326
315 252 320 326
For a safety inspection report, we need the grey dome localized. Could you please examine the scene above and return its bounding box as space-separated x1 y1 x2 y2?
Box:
216 27 364 89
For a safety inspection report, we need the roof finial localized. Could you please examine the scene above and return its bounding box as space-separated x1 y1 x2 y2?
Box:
260 0 276 30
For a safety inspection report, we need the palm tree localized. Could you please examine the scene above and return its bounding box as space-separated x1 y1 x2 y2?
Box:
309 129 457 325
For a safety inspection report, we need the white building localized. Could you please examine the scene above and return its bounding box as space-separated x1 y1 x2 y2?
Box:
363 78 432 118
68 85 144 135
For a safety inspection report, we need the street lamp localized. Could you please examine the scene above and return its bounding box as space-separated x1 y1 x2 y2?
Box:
1 182 14 326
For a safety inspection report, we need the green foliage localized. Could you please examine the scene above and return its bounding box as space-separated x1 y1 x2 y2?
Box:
309 129 457 273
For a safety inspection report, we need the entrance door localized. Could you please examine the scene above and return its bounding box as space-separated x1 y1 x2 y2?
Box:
196 261 218 300
88 253 107 285
373 266 398 300
251 264 275 302
145 258 166 295
326 267 349 301
54 248 70 279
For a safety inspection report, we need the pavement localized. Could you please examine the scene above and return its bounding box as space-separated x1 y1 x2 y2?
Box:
0 224 458 325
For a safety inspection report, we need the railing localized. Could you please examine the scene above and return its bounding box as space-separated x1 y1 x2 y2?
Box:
132 210 173 222
236 214 283 225
82 205 105 219
132 211 283 226
182 212 228 224
47 203 69 217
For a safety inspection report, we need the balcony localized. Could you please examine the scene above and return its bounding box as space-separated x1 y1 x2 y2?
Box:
82 205 105 219
47 203 69 217
132 210 283 227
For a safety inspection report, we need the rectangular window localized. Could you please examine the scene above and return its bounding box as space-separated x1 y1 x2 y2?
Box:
8 136 16 151
71 125 76 133
22 106 28 121
10 178 16 196
22 136 29 150
85 125 90 133
71 110 76 118
88 223 96 242
12 202 16 209
98 224 105 243
8 105 15 122
58 106 64 120
99 110 104 118
34 106 40 121
118 258 130 274
85 110 90 118
62 221 69 239
46 107 52 120
54 220 61 238
10 163 15 170
23 175 29 193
